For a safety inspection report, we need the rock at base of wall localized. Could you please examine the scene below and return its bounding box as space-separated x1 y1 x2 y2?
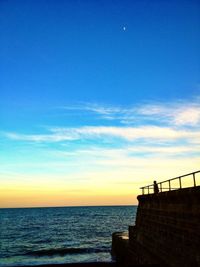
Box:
112 231 161 267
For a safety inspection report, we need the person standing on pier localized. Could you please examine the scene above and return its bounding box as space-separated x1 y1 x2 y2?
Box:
153 181 159 194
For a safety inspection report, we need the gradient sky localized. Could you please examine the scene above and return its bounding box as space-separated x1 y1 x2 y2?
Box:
1 0 200 208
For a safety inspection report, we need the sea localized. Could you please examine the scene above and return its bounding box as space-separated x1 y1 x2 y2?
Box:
0 206 137 266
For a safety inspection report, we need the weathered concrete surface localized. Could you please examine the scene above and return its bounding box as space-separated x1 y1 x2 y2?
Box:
112 231 160 267
112 232 129 264
112 186 200 267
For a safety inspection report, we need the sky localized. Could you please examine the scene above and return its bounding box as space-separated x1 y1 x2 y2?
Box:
0 0 200 208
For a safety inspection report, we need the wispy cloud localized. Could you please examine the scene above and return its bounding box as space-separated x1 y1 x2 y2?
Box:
2 98 200 199
137 102 200 126
60 98 200 127
1 150 199 186
4 125 200 143
5 131 78 142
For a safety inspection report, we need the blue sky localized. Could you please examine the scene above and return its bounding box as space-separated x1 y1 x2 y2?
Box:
0 0 200 207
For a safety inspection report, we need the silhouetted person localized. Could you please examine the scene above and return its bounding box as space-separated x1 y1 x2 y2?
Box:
153 180 159 194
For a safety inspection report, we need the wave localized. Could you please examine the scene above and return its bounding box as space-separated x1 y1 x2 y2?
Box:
25 247 110 257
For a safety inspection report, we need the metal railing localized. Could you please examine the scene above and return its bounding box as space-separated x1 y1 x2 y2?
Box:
140 170 200 195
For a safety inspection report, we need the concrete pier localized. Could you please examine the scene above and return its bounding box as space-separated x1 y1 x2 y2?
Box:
112 186 200 267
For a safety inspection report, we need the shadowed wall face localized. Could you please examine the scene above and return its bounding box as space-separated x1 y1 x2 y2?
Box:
135 187 200 267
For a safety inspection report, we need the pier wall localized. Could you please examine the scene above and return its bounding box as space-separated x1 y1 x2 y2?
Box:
112 186 200 267
134 186 200 266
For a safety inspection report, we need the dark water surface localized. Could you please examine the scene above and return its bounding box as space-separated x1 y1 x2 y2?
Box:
0 206 137 266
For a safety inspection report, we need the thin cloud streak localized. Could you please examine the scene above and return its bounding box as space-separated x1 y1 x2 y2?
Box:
4 126 200 143
137 103 200 126
61 99 200 127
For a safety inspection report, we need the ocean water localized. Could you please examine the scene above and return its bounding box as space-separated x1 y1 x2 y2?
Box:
0 206 137 266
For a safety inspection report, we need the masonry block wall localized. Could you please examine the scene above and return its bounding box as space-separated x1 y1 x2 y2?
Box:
134 186 200 267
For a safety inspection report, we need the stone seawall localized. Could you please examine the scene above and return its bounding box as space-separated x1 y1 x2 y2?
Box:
112 186 200 267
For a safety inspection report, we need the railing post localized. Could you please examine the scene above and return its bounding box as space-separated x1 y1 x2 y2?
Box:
148 186 149 194
142 188 144 195
169 180 171 191
179 177 182 189
160 183 162 192
193 173 196 187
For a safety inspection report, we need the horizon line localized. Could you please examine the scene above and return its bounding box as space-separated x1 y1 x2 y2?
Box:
0 204 138 209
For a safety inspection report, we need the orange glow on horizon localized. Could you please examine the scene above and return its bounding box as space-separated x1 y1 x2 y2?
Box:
0 190 138 208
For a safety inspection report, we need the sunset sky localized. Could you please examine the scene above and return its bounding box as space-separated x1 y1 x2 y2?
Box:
1 0 200 208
